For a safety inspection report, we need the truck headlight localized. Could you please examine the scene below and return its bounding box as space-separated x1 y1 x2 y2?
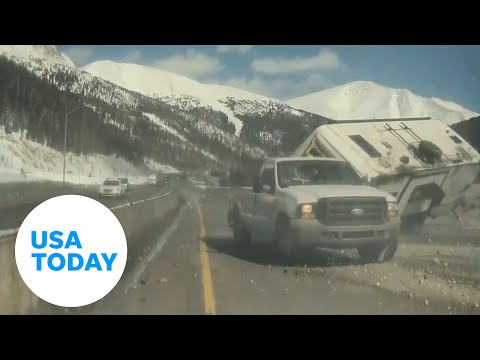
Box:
387 201 399 220
297 203 316 220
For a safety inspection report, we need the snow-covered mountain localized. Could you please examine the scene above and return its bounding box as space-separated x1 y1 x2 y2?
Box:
0 45 75 67
81 60 305 136
1 46 478 186
79 60 330 154
0 47 329 184
287 81 478 125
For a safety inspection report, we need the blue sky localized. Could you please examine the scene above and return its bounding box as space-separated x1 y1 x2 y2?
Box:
57 45 480 112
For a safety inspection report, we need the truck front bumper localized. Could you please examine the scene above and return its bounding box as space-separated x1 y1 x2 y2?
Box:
291 219 400 249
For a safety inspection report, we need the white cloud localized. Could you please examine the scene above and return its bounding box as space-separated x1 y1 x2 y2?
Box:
251 48 344 75
215 73 334 100
216 45 254 54
300 73 334 92
220 77 282 98
152 49 224 79
120 50 142 63
62 46 95 66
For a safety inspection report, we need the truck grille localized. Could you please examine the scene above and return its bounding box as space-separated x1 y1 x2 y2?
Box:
317 197 387 226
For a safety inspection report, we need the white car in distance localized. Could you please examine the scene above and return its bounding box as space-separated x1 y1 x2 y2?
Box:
195 182 206 190
149 174 157 185
98 178 125 197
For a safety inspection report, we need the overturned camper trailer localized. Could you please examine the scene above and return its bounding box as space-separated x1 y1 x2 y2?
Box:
292 117 480 228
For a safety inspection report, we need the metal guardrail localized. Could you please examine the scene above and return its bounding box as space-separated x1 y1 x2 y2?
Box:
0 228 19 243
0 190 174 243
109 190 172 210
327 117 432 124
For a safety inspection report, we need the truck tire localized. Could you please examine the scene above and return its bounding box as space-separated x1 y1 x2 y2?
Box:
400 212 427 234
232 217 251 249
274 215 303 263
357 237 398 264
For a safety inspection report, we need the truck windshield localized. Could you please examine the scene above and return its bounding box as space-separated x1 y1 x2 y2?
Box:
277 160 363 187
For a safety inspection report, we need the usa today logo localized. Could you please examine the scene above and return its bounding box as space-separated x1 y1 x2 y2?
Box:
15 195 128 308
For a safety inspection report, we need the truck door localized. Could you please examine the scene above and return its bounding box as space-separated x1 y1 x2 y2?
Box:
252 163 277 242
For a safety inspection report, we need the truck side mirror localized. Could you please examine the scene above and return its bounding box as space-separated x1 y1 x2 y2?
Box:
262 184 273 193
362 175 369 186
252 178 262 193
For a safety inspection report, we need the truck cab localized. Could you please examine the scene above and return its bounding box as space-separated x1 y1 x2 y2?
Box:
228 157 400 263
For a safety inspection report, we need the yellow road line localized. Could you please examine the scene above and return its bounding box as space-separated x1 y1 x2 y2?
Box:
197 206 216 315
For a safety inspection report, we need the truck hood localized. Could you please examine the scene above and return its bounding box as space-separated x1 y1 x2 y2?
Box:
281 185 396 203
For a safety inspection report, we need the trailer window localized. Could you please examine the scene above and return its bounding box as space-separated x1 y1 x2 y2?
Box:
349 135 382 158
450 135 462 144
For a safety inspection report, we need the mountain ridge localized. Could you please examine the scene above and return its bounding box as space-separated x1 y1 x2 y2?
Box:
81 60 297 136
0 46 478 185
0 45 75 68
286 80 478 125
0 52 329 183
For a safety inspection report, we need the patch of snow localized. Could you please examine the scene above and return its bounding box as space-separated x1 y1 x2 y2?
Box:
143 113 187 141
196 147 218 162
0 132 179 185
143 158 180 173
258 131 282 147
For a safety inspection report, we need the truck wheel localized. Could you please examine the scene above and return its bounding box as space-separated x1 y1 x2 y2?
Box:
227 209 234 227
274 215 302 262
357 237 398 263
401 212 427 234
233 218 251 249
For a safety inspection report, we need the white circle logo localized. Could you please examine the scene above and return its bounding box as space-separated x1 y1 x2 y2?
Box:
15 195 128 308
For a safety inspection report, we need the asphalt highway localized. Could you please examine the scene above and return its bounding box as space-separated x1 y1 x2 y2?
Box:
67 184 480 315
0 182 168 230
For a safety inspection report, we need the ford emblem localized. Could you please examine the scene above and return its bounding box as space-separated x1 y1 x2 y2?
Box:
351 208 365 216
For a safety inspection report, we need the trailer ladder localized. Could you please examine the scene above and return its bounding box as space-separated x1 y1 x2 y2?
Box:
381 122 450 167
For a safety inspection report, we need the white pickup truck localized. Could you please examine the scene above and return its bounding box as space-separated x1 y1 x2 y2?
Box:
227 157 401 263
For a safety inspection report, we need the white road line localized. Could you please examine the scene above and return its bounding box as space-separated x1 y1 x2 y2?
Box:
108 204 130 210
107 191 172 210
145 191 172 201
0 190 174 241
